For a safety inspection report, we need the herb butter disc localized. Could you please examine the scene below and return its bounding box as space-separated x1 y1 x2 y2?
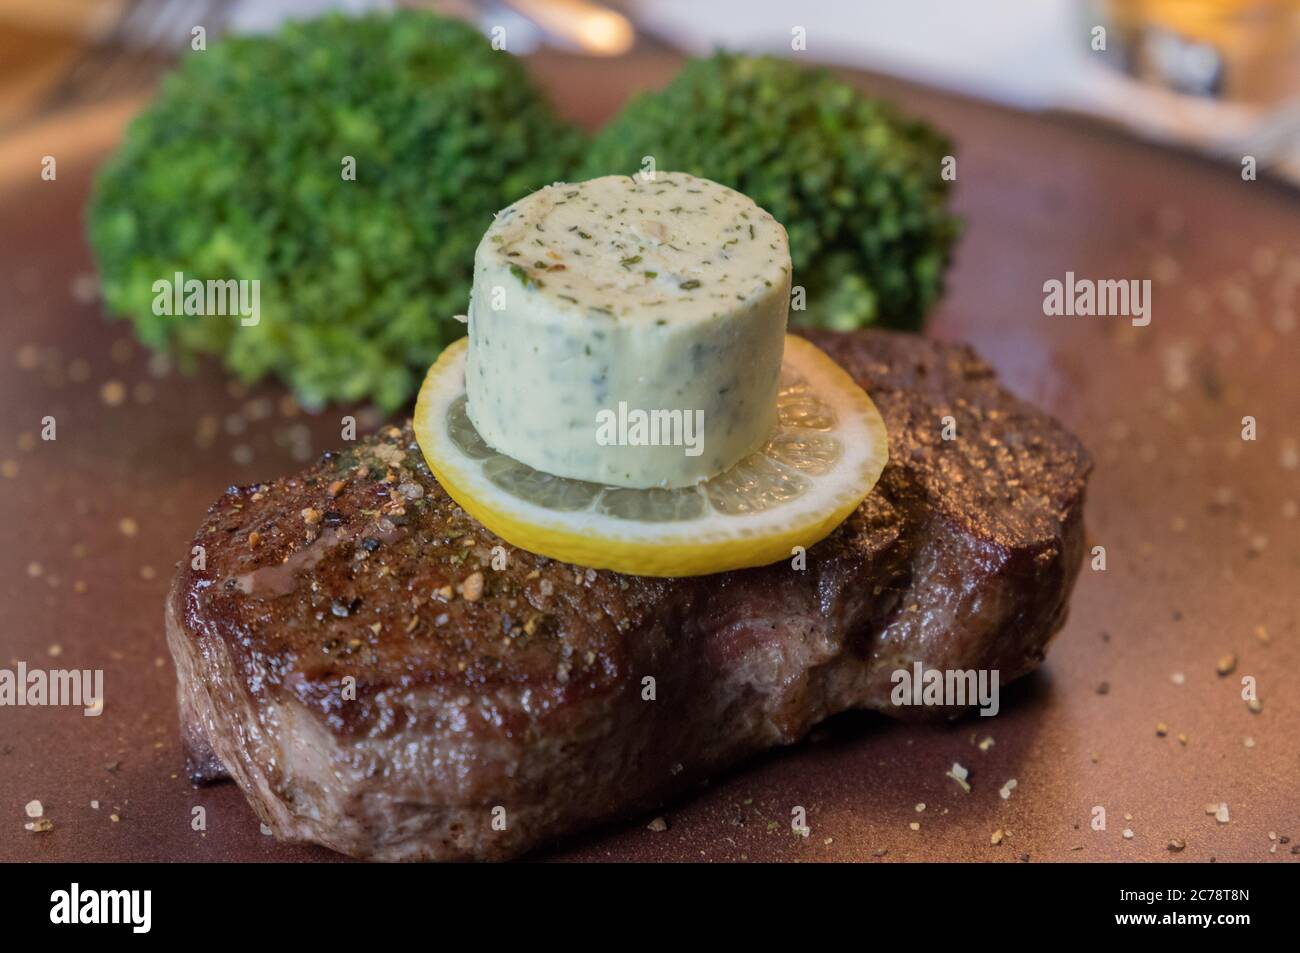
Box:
465 172 791 489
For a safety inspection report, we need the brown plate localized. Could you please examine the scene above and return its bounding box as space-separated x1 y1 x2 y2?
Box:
1 50 1296 863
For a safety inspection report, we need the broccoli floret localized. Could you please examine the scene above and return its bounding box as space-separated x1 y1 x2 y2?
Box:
88 11 583 410
579 53 961 331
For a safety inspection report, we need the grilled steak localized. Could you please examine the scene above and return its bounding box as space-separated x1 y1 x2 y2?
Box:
167 329 1091 861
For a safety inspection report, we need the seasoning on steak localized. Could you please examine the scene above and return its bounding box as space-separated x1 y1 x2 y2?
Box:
166 329 1091 861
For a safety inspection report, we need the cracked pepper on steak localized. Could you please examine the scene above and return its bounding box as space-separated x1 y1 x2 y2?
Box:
166 328 1091 861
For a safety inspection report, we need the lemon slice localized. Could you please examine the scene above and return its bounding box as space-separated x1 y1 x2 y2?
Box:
413 335 888 577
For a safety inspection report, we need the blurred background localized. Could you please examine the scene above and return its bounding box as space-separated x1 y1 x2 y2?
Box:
3 0 1300 181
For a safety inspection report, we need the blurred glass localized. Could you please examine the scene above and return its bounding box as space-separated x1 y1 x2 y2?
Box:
1092 0 1300 106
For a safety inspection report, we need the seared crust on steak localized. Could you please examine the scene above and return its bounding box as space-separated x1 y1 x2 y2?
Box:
166 329 1091 861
